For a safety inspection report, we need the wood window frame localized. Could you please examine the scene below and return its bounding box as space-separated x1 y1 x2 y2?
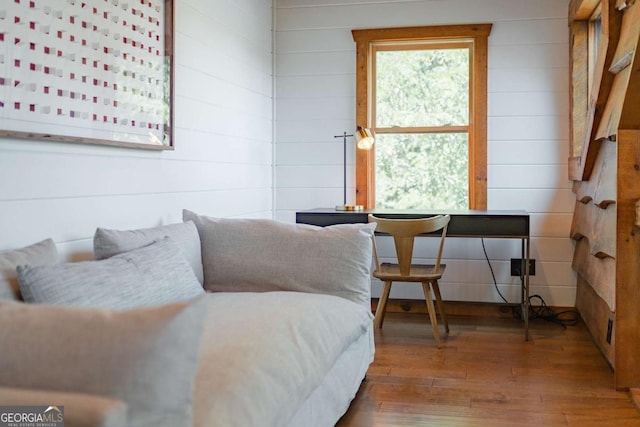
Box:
351 24 492 209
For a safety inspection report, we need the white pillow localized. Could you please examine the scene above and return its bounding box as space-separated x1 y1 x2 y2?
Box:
0 297 206 427
0 238 57 301
183 209 376 308
94 221 204 284
18 237 204 310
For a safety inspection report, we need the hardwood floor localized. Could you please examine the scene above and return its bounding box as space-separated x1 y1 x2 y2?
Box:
338 312 640 426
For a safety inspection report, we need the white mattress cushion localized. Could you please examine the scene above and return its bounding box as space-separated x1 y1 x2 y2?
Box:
193 291 374 427
286 324 375 426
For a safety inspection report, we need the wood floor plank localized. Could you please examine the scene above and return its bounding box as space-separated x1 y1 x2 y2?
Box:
379 401 569 426
337 313 640 426
566 414 640 426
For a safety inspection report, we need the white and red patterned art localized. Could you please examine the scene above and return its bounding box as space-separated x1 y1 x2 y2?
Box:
0 0 173 149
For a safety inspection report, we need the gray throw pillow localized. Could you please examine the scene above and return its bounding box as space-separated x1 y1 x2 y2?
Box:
183 209 376 308
94 221 204 284
18 237 204 310
0 298 206 427
0 238 57 301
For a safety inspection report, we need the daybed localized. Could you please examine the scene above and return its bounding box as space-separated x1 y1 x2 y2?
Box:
0 210 377 427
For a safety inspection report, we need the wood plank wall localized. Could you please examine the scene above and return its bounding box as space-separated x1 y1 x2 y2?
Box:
276 0 575 307
0 0 275 259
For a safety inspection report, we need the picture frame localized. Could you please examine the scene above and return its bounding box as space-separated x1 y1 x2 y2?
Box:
0 0 174 150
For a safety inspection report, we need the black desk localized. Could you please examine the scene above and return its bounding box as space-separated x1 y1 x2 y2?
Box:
296 208 531 340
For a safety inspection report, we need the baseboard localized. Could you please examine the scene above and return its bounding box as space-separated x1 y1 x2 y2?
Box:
371 298 574 319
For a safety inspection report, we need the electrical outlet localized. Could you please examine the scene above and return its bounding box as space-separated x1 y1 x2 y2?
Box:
607 318 613 344
510 258 536 276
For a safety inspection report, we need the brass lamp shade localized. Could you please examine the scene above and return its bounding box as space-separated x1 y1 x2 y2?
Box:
355 126 374 150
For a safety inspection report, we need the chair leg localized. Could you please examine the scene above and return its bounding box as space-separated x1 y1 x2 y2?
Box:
422 281 442 348
374 281 392 329
431 280 449 334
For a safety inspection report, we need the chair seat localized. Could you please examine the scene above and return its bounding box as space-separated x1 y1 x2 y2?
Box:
373 263 446 282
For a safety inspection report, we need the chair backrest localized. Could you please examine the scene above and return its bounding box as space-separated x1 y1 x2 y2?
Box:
368 214 450 277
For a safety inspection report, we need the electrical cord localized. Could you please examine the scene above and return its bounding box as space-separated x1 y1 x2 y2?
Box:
481 238 580 328
527 294 580 328
481 238 508 304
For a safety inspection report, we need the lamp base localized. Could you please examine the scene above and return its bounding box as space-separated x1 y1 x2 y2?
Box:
335 204 365 211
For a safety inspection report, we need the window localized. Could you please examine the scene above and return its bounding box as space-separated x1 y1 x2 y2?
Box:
352 24 492 209
373 41 471 209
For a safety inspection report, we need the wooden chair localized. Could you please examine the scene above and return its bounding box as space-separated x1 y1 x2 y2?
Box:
368 214 451 347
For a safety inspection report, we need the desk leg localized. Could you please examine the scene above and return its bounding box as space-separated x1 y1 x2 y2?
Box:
522 237 530 340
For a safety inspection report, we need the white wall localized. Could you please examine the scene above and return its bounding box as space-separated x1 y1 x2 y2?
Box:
0 0 274 260
275 0 576 306
0 0 576 307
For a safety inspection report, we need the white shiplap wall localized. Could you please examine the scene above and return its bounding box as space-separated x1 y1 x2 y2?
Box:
274 0 576 306
0 0 274 260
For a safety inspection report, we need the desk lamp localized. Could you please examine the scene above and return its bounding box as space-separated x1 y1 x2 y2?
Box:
334 127 374 211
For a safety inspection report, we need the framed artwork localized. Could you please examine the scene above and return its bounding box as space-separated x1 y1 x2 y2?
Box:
0 0 174 150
